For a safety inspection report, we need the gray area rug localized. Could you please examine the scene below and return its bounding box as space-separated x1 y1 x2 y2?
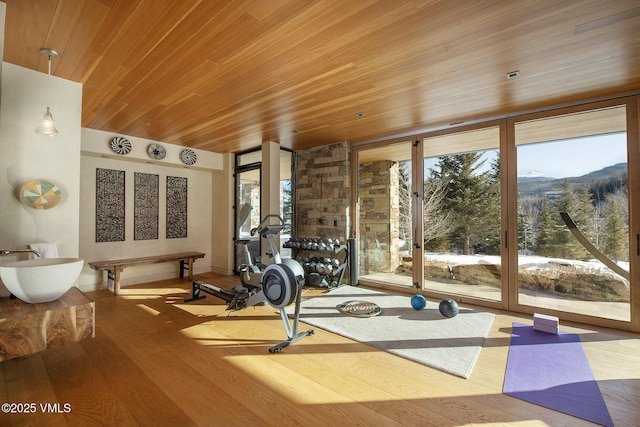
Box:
294 286 495 378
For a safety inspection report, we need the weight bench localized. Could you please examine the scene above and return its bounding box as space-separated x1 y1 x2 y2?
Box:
89 252 205 295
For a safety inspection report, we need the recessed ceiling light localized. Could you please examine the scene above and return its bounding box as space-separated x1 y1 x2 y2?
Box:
506 70 520 79
356 112 365 117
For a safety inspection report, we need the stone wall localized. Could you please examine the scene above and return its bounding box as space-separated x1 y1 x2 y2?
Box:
358 160 400 274
295 142 404 281
295 141 351 241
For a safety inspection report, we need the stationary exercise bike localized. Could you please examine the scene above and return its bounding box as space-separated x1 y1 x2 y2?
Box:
185 214 313 353
234 213 288 289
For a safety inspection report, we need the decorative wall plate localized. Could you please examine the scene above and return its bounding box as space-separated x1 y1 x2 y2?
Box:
180 148 197 165
110 136 132 155
20 180 62 209
147 143 166 160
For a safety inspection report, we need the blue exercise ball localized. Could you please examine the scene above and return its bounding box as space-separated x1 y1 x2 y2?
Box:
411 294 427 310
439 298 459 318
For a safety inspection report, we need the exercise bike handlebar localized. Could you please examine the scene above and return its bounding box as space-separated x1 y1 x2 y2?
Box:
250 214 286 237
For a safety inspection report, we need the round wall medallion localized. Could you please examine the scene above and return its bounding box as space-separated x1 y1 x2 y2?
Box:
110 136 132 155
181 148 197 165
20 180 62 209
147 143 166 160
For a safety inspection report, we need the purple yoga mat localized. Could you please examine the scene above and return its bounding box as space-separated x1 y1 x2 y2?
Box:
503 323 613 427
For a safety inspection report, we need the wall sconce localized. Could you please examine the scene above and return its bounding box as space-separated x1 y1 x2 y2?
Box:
35 48 60 137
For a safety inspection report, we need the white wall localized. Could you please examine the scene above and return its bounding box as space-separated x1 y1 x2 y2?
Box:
81 128 224 171
79 128 226 291
211 155 235 275
0 62 83 296
0 60 233 295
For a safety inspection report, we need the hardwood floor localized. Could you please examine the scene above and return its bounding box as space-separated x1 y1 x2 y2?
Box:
1 272 639 426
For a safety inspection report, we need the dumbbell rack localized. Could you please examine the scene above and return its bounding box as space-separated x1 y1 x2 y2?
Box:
284 238 349 288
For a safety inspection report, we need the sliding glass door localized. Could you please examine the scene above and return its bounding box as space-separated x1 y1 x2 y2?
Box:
513 103 632 322
234 151 261 274
356 140 414 288
421 126 502 302
354 96 639 331
234 148 295 267
279 149 293 259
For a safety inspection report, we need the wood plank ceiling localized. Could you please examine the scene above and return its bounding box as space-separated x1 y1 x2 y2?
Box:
3 0 640 154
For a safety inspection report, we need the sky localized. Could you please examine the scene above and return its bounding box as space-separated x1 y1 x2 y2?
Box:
516 133 627 179
423 132 628 179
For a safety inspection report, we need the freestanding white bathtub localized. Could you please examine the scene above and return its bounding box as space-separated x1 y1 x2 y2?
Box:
0 258 84 303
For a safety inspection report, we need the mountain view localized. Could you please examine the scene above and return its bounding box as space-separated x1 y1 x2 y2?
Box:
516 170 555 183
517 162 627 198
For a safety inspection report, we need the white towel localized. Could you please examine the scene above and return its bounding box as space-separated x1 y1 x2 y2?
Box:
29 243 59 259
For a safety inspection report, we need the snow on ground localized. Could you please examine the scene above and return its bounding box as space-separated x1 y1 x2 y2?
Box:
423 252 630 288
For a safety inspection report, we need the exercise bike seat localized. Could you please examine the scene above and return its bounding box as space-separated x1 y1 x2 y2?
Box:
231 285 249 297
259 224 286 236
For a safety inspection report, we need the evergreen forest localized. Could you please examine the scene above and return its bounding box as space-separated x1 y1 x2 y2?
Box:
398 152 629 263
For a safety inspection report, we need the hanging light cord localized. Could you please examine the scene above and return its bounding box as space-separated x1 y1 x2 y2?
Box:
36 48 60 136
46 54 52 107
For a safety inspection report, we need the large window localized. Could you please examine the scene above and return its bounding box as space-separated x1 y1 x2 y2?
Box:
234 151 261 273
280 149 293 258
422 127 501 302
234 148 295 269
514 105 630 322
354 97 639 331
357 140 414 288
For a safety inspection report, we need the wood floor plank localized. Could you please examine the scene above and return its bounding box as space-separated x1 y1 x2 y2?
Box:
80 332 196 426
129 311 376 425
272 332 541 425
119 280 406 425
1 272 639 426
2 354 67 427
39 343 139 426
94 299 262 425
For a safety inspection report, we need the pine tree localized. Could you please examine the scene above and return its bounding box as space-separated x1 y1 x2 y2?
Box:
554 180 589 259
534 198 555 257
575 186 599 245
434 152 500 255
602 198 627 262
474 155 501 254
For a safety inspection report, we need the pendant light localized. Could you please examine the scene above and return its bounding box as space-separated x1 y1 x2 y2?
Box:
35 48 60 137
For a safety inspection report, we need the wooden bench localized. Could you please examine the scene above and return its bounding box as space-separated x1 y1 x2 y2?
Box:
89 252 205 295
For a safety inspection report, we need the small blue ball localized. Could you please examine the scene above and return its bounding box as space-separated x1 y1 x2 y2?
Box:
411 294 427 310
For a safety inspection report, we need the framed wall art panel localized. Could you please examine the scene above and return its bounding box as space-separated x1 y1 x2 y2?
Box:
96 168 125 242
166 176 187 239
134 172 159 240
